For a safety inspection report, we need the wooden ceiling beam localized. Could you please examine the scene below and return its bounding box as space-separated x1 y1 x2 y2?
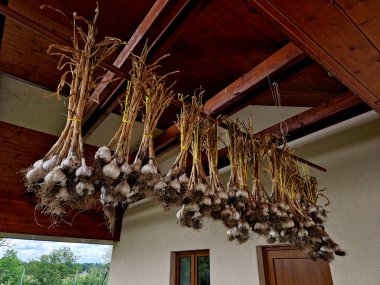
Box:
211 91 370 170
250 0 380 113
82 0 204 138
203 42 304 114
153 43 305 156
83 0 171 121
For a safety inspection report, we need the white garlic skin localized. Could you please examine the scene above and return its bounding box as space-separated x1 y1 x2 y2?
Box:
269 229 280 238
168 179 181 192
102 158 121 179
195 183 206 193
55 187 70 200
213 197 221 205
75 159 92 177
95 146 112 163
254 222 267 231
282 219 295 229
116 180 131 195
33 159 44 170
43 155 57 171
141 160 158 175
44 167 67 186
200 196 212 206
217 191 228 201
61 155 81 171
238 221 250 231
26 167 44 182
236 189 249 200
185 203 200 212
179 173 190 185
192 211 202 219
154 181 167 191
120 162 132 174
298 228 309 238
75 181 95 196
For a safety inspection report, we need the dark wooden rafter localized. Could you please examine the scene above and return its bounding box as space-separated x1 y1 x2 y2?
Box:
82 0 211 138
211 91 370 171
152 43 305 156
249 0 380 113
83 0 172 120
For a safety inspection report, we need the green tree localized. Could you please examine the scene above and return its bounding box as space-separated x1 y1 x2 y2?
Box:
24 247 81 285
0 249 23 285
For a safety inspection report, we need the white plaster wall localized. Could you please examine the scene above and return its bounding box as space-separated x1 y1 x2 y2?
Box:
108 113 380 285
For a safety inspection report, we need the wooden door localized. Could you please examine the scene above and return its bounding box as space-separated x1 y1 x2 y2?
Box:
257 246 333 285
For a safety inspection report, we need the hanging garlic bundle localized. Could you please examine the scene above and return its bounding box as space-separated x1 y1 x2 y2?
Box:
227 126 252 243
205 122 228 221
24 5 125 222
177 118 211 230
247 136 270 235
298 171 346 261
158 93 203 209
95 52 147 231
220 120 241 229
131 58 176 197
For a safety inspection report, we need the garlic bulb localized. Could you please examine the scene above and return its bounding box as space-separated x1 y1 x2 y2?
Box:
200 196 212 206
75 181 94 196
102 158 120 179
238 221 250 231
55 187 70 200
236 189 249 200
185 203 200 212
61 155 81 171
192 211 202 219
141 159 158 175
254 222 267 231
95 146 112 163
75 158 92 177
33 159 44 169
168 179 181 192
227 228 237 239
221 207 233 219
308 206 317 213
195 183 206 193
43 155 57 171
213 197 221 205
44 167 67 186
269 229 280 238
217 191 228 201
116 180 131 195
154 181 167 191
320 245 333 253
270 205 279 214
178 173 189 185
282 219 295 228
298 228 309 238
120 162 132 174
26 167 44 182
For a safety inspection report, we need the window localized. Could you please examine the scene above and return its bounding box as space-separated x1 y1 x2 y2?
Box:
175 250 210 285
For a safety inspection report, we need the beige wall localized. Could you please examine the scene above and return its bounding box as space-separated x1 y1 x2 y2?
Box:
108 112 380 285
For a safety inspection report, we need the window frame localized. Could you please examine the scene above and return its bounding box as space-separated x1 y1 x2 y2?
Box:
174 250 210 285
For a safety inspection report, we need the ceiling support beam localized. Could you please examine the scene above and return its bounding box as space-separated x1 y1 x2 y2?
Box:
212 91 370 171
82 0 206 138
250 0 380 113
84 0 171 120
203 42 304 114
152 43 305 156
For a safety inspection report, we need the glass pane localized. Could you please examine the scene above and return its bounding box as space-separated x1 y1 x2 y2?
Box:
197 256 210 285
179 257 191 285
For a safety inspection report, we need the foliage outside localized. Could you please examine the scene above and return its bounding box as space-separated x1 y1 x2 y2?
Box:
0 245 110 285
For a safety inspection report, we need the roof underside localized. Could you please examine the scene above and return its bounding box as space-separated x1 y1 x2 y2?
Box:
0 0 378 240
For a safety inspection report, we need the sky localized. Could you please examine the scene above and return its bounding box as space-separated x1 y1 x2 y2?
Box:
0 238 113 264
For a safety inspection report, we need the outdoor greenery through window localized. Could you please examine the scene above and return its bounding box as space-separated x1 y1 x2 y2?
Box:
0 237 112 285
175 250 210 285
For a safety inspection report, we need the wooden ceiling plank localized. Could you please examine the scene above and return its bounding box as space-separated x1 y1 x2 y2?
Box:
85 0 171 115
250 0 380 113
153 43 305 156
0 4 126 79
203 42 304 114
